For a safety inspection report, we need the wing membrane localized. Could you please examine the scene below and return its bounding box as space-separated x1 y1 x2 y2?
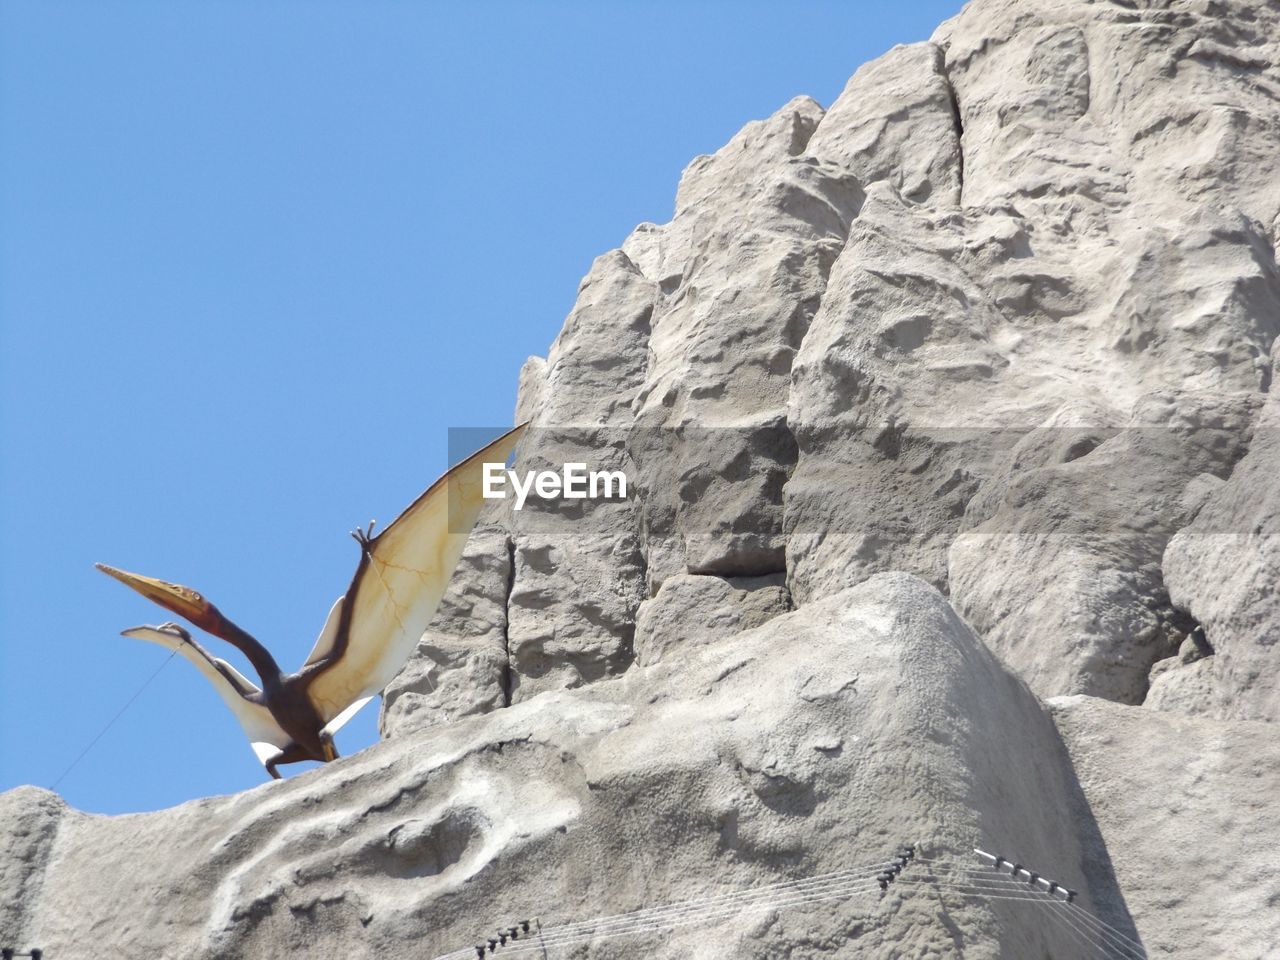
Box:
304 424 525 723
301 596 346 669
123 625 292 761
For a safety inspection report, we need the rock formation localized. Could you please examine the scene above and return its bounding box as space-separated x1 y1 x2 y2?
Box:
5 0 1278 957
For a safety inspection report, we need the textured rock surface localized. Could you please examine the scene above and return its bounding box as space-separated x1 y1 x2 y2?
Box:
628 92 845 588
0 788 62 949
950 391 1260 703
7 577 1132 959
504 250 654 704
1051 695 1280 958
400 0 1280 721
633 572 790 666
6 0 1280 957
380 525 513 734
1160 343 1280 721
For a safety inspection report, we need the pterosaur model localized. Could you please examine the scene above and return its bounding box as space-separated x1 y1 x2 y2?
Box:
96 424 526 779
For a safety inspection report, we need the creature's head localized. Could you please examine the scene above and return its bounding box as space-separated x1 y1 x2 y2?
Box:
95 564 222 633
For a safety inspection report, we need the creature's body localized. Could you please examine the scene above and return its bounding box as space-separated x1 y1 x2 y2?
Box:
97 424 526 779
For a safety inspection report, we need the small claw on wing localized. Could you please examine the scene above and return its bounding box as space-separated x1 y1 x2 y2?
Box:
350 520 378 552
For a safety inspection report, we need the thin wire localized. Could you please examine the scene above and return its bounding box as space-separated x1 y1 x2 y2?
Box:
49 649 178 791
1063 899 1148 956
1034 901 1136 960
489 877 888 957
448 877 1123 959
461 880 1104 960
535 874 884 940
898 878 1053 894
503 862 895 951
1032 897 1112 958
447 865 1037 959
912 863 1049 883
907 883 1064 901
436 861 1147 960
959 868 1144 960
931 860 1141 957
529 857 896 939
910 864 1065 887
433 864 899 959
902 877 1128 959
1057 902 1145 959
965 865 1146 959
1046 898 1122 958
910 871 1036 886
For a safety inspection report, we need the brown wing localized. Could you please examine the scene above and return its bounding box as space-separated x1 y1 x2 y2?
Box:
303 423 526 724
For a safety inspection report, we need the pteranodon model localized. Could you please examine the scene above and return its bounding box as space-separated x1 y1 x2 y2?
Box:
96 424 526 779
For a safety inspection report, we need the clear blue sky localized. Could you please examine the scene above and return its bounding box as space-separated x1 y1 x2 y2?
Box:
0 0 964 813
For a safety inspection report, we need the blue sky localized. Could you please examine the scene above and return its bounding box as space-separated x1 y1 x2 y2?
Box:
0 0 964 813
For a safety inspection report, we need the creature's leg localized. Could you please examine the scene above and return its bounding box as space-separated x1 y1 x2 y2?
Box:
320 732 340 762
264 742 311 780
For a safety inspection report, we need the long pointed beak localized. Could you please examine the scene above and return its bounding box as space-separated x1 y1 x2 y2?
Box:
95 563 212 624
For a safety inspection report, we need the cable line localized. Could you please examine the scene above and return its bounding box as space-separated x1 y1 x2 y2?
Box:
436 850 1147 960
49 649 178 791
437 851 914 959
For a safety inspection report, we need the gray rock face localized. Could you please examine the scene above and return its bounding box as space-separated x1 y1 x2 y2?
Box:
1160 339 1280 721
0 788 62 949
6 0 1280 956
7 577 1130 960
629 93 848 588
396 0 1280 723
380 526 513 734
505 250 655 703
385 250 657 737
949 390 1260 703
633 572 790 667
1051 695 1280 958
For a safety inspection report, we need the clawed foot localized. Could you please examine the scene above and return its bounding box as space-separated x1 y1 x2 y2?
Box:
350 519 378 551
158 622 192 642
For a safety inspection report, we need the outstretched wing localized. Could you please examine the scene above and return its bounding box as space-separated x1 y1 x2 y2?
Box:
298 597 373 736
303 423 526 725
122 624 293 764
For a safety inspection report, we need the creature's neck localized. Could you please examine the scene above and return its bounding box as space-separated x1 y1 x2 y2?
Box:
207 612 283 687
